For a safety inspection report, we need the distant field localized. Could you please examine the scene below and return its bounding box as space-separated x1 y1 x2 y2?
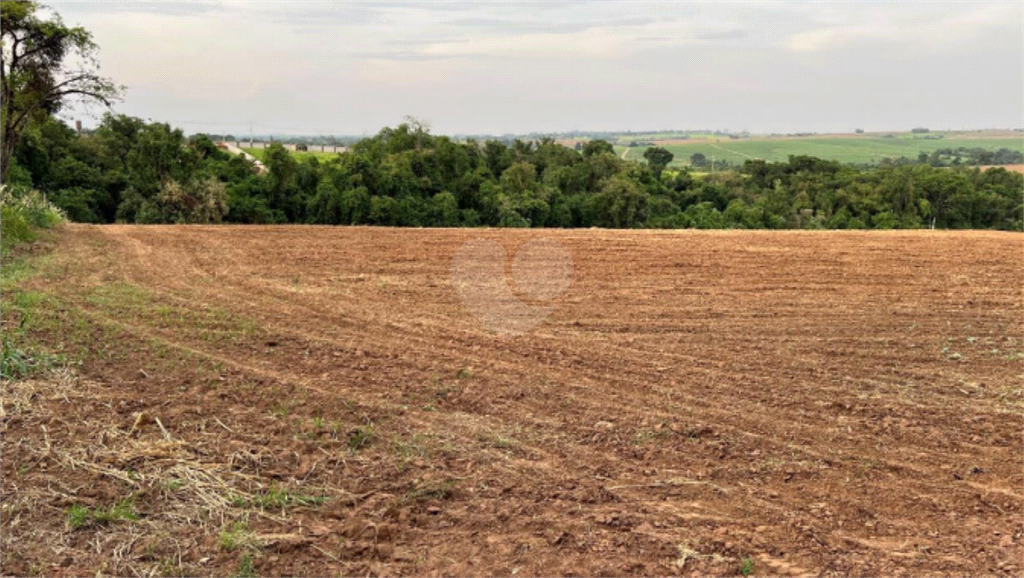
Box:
982 164 1024 174
239 134 1022 168
241 147 341 162
615 133 1024 166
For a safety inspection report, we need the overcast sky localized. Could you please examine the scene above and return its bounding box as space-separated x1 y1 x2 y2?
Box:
54 1 1023 136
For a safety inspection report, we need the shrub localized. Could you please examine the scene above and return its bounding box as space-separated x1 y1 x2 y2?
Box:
152 177 229 224
1 185 65 252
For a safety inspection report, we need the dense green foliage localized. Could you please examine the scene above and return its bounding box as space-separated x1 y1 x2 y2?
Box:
1 1 121 183
9 115 246 223
8 116 1024 230
0 185 65 253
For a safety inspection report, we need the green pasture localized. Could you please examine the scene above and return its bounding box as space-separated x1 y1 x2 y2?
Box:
241 147 342 162
615 134 1024 166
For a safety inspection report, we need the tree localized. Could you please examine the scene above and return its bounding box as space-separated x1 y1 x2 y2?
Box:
690 152 707 167
262 143 298 207
1 1 122 182
591 174 648 228
133 177 228 224
642 146 674 178
582 139 614 158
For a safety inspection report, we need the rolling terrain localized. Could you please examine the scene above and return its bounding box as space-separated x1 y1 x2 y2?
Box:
612 132 1024 166
2 226 1021 577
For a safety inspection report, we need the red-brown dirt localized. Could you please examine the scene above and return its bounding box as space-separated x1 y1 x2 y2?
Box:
980 165 1024 174
2 225 1021 577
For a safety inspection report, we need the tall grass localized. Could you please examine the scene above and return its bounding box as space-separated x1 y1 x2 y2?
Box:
1 185 66 253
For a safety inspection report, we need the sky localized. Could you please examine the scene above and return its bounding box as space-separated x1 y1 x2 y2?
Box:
54 1 1024 136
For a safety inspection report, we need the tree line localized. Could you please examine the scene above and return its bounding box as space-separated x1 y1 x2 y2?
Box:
6 114 1022 231
3 2 1021 232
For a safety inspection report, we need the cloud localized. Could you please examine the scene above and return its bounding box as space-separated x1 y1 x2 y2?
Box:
50 1 1023 135
786 24 889 52
441 15 659 35
785 4 1020 52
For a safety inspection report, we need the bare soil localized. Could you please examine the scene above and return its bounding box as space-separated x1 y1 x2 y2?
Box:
2 225 1021 577
980 165 1024 174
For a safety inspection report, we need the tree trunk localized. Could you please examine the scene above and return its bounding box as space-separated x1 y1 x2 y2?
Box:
0 127 14 184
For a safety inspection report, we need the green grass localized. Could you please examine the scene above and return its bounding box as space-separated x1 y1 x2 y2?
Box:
615 133 1024 166
235 553 256 578
231 486 325 511
219 521 258 551
402 478 458 504
347 423 375 451
240 147 341 162
0 186 65 255
66 499 139 530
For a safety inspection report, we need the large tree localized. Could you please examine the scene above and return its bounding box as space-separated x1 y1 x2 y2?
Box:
642 146 674 178
1 1 121 182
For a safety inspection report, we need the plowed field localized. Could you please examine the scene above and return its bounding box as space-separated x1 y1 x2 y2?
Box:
2 225 1021 577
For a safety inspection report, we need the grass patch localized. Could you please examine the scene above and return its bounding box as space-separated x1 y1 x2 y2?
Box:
347 423 375 451
621 134 1024 167
1 316 64 380
232 486 325 511
739 557 756 576
235 553 256 578
66 499 139 530
403 479 458 504
394 434 429 459
219 521 259 551
0 186 65 255
0 255 44 291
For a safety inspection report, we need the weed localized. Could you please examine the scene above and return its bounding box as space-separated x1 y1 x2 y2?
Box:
242 486 325 511
1 332 29 380
312 416 324 428
393 434 430 470
456 366 473 379
632 430 655 445
66 504 90 529
269 402 291 418
404 479 457 504
157 557 186 577
236 553 256 578
348 424 375 451
219 521 258 551
12 290 46 309
92 499 139 525
739 557 755 576
0 257 39 290
0 186 64 254
66 499 138 530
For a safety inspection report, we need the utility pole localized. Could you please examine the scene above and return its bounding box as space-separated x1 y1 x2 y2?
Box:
711 155 715 175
